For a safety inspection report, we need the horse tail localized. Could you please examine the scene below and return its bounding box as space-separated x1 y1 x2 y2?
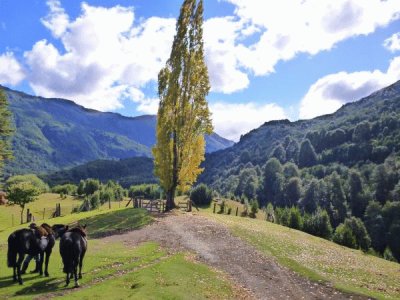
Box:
7 234 17 268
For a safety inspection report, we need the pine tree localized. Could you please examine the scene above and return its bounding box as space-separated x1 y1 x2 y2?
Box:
153 0 212 210
0 88 13 181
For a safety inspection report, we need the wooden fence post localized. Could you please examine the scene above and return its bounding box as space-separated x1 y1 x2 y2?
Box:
26 209 30 223
236 207 238 216
213 203 216 214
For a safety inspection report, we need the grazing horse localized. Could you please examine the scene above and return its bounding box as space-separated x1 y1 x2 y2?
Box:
60 225 87 287
7 223 55 284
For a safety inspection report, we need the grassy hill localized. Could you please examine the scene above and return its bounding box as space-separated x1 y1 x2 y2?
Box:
206 210 400 299
1 85 233 176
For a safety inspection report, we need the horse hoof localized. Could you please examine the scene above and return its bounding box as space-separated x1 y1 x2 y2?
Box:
74 283 80 288
45 273 49 277
19 281 23 285
79 274 82 279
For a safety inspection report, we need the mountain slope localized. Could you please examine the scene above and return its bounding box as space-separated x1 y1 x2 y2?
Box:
199 80 400 190
41 157 156 188
1 86 233 175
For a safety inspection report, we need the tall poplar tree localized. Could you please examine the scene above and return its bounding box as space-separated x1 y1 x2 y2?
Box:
153 0 212 210
0 88 14 181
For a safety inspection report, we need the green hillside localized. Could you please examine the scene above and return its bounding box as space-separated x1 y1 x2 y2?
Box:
200 80 400 261
1 86 233 176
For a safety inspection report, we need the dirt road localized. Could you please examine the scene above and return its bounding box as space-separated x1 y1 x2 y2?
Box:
103 213 368 300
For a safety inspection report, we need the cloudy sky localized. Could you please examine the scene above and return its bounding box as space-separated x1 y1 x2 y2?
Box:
1 0 400 141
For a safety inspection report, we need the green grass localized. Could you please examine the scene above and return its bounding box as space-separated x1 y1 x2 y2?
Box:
56 253 235 300
0 204 238 299
0 193 82 229
78 208 153 238
205 213 400 300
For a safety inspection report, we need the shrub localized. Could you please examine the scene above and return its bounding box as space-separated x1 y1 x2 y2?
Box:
303 209 333 239
89 192 100 209
52 184 77 196
249 200 259 218
190 184 213 206
289 206 302 229
333 223 357 249
265 203 275 223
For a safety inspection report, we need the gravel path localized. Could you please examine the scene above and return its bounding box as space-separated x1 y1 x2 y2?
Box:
103 212 369 300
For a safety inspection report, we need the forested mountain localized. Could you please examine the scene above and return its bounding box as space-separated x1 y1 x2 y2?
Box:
41 157 156 188
1 86 233 176
200 80 400 260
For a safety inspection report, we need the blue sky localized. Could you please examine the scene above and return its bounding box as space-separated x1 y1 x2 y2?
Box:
0 0 400 141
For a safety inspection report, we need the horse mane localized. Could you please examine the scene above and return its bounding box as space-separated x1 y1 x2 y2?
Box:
40 223 54 235
35 226 48 237
67 226 87 238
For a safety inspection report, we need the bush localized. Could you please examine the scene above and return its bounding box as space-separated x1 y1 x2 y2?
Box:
190 184 213 206
128 184 161 200
265 203 275 223
289 206 302 229
383 247 398 262
303 209 333 239
52 184 77 195
89 192 100 209
249 200 259 218
333 223 357 249
276 207 290 227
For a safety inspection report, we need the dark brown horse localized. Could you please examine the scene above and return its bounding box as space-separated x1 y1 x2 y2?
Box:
7 223 67 284
60 225 87 287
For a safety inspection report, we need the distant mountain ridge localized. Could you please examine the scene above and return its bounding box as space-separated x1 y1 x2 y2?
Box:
1 86 234 176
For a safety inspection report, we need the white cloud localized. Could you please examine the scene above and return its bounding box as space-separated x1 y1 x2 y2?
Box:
24 2 176 111
223 0 400 75
299 56 400 119
210 102 287 141
41 0 69 38
204 17 250 93
384 32 400 52
0 52 25 86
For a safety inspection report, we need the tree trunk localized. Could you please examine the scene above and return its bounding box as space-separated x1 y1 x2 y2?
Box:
166 187 176 211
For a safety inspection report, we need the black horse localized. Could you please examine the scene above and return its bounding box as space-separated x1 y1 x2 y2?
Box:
7 223 67 284
60 225 87 288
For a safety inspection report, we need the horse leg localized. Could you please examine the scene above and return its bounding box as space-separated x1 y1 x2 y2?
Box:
78 251 85 279
44 250 51 277
13 265 17 282
16 253 25 285
65 272 70 287
38 252 44 276
74 260 79 288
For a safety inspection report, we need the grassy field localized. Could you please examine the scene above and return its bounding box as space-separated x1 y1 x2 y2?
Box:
0 193 132 230
0 207 238 299
206 212 400 300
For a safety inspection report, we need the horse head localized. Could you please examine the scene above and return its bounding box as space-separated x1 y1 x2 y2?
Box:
52 224 69 239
